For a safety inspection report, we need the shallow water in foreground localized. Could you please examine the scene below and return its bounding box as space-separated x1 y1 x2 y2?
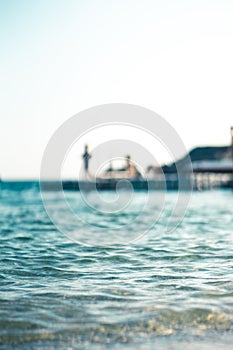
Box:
0 184 233 349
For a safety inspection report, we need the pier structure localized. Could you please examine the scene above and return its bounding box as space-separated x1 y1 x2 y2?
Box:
191 127 233 189
156 127 233 190
39 127 233 191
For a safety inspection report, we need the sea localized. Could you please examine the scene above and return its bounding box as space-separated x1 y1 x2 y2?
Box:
0 181 233 349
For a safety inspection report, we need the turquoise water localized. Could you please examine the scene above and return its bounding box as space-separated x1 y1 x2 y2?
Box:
1 183 233 349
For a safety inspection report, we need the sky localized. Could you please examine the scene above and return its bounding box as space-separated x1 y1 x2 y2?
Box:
0 0 233 179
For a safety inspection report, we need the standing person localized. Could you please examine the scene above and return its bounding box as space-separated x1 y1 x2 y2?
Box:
82 144 92 178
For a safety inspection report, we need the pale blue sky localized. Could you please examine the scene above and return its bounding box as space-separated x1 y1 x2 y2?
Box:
0 0 233 178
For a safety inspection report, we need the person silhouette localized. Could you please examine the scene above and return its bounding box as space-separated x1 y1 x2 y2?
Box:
82 144 92 178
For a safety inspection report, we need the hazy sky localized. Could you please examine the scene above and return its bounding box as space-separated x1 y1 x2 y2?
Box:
0 0 233 178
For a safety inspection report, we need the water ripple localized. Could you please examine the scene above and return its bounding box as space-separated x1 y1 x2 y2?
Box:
0 187 233 349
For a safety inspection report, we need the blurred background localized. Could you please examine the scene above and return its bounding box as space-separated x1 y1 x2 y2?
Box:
0 0 233 178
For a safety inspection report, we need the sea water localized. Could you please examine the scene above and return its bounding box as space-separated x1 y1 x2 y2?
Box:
0 182 233 349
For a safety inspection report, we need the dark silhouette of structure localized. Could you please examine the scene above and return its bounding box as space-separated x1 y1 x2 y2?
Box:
161 146 231 174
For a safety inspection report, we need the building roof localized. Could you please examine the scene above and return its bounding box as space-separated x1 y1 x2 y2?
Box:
162 146 231 173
